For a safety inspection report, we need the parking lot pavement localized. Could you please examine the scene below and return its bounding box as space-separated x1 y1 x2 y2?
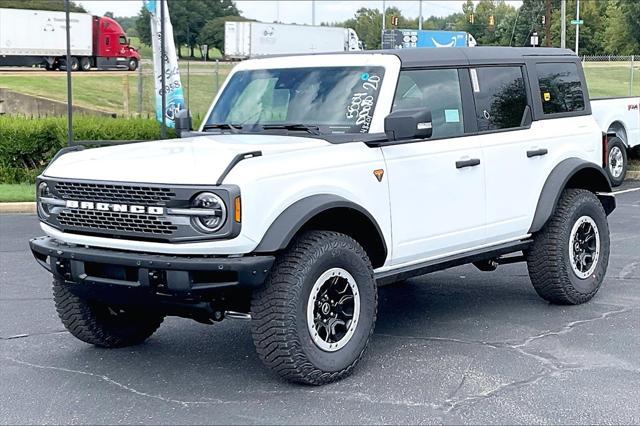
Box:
1 187 639 425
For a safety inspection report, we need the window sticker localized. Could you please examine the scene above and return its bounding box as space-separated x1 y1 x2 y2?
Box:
444 109 460 123
543 92 551 101
346 73 382 133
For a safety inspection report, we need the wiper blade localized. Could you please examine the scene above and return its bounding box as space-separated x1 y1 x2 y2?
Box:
202 123 241 134
260 123 326 135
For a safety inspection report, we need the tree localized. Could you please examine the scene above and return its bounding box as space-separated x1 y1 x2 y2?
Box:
135 0 239 58
199 16 250 57
618 0 640 51
0 0 85 12
602 2 637 55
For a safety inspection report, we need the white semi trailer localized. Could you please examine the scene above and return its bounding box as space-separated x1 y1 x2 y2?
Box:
224 21 362 59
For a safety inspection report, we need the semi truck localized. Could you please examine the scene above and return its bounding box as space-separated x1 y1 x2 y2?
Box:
224 21 362 59
0 8 140 71
382 29 477 49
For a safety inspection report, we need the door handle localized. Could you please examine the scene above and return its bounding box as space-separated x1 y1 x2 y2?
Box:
527 148 548 158
456 158 481 169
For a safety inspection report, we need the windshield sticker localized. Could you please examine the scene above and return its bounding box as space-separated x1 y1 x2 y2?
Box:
347 73 382 133
444 109 460 123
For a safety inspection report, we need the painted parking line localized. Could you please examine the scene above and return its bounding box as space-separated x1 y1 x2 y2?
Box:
611 187 640 195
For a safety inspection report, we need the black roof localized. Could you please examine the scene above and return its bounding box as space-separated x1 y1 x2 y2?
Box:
388 46 576 68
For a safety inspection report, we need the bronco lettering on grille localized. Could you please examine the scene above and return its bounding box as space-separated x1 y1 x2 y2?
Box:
65 200 164 215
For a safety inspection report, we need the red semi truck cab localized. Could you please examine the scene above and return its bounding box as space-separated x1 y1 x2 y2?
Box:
92 16 140 71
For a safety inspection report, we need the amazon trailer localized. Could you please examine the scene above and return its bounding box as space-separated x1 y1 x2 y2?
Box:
382 29 477 49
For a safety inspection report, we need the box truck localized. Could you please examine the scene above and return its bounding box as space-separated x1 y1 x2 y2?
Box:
382 29 477 49
0 8 140 71
224 21 362 59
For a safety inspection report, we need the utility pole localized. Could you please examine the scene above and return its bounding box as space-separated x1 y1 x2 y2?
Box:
560 0 566 48
64 0 73 145
544 0 551 47
418 0 423 30
312 0 315 25
575 0 580 55
160 0 167 139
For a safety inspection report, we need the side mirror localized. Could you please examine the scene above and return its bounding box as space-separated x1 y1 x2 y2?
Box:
175 109 193 138
384 108 433 141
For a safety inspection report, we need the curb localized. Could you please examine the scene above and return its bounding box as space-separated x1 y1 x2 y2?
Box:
0 202 36 214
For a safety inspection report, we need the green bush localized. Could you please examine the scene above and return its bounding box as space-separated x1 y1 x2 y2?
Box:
0 116 174 184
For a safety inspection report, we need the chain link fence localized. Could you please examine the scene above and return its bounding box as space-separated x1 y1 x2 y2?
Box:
582 55 638 98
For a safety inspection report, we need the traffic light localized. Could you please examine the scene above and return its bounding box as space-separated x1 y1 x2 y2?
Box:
391 16 399 27
488 15 495 27
469 14 475 24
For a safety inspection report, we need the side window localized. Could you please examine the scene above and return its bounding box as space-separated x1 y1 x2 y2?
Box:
392 69 464 138
536 62 585 114
119 36 127 45
472 66 528 131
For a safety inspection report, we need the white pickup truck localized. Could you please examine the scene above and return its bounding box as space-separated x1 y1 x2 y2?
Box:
32 47 617 385
591 97 640 186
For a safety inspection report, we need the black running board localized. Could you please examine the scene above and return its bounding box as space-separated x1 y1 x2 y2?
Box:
375 240 532 285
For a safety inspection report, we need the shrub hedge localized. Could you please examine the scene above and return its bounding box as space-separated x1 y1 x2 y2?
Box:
0 116 175 184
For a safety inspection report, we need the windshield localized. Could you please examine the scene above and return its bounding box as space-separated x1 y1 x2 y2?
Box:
205 66 386 134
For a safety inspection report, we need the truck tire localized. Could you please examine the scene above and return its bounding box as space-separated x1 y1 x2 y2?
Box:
128 58 138 71
53 279 164 347
250 231 377 385
80 57 91 71
526 188 610 305
606 137 627 187
61 57 80 72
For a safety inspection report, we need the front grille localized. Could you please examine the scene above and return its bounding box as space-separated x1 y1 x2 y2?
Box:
58 209 178 236
55 181 175 205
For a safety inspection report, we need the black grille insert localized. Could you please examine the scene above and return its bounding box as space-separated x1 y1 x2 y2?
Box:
58 209 178 236
55 181 175 205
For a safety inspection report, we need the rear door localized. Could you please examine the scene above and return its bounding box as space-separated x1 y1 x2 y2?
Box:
382 68 487 266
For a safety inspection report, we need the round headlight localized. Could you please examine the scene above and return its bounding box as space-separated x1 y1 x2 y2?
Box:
191 192 226 233
37 181 52 218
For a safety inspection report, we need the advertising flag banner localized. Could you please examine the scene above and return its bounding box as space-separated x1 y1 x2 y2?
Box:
144 0 185 128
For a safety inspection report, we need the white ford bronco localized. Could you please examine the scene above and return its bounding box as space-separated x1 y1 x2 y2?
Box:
31 47 617 385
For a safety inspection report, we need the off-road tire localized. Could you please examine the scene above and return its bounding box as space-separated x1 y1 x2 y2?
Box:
526 189 610 305
606 137 627 187
53 279 164 347
250 231 377 385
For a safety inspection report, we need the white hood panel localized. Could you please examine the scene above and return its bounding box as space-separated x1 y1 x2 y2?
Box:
44 134 329 185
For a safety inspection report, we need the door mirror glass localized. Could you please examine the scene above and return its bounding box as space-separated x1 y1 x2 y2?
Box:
384 108 433 141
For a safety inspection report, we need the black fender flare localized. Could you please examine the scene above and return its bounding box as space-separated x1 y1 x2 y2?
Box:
254 194 387 257
529 158 615 233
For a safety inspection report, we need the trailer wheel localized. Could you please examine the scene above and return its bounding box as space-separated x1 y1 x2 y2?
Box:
128 58 138 71
61 57 80 72
80 57 91 71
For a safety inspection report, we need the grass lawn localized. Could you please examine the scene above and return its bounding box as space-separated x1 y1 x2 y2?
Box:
0 184 35 202
0 62 233 118
582 62 640 98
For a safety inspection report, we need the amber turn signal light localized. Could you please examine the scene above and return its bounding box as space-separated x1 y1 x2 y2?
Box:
234 196 241 222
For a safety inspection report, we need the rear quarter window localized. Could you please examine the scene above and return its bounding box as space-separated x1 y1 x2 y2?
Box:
536 62 585 114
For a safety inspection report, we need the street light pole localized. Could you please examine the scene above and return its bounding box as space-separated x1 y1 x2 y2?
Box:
575 0 580 56
560 0 566 49
419 0 423 30
64 0 73 146
312 0 315 25
381 0 386 48
160 0 167 139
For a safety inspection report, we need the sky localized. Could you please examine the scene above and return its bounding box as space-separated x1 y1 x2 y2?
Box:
78 1 522 22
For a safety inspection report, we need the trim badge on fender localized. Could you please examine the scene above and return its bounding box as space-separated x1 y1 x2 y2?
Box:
65 200 164 215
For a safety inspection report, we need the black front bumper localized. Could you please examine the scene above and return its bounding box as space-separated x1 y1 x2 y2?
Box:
30 236 274 295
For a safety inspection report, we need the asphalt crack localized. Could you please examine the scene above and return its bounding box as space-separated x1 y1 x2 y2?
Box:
3 356 248 407
378 307 633 413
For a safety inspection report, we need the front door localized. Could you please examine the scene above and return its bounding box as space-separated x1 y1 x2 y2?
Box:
382 68 486 266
